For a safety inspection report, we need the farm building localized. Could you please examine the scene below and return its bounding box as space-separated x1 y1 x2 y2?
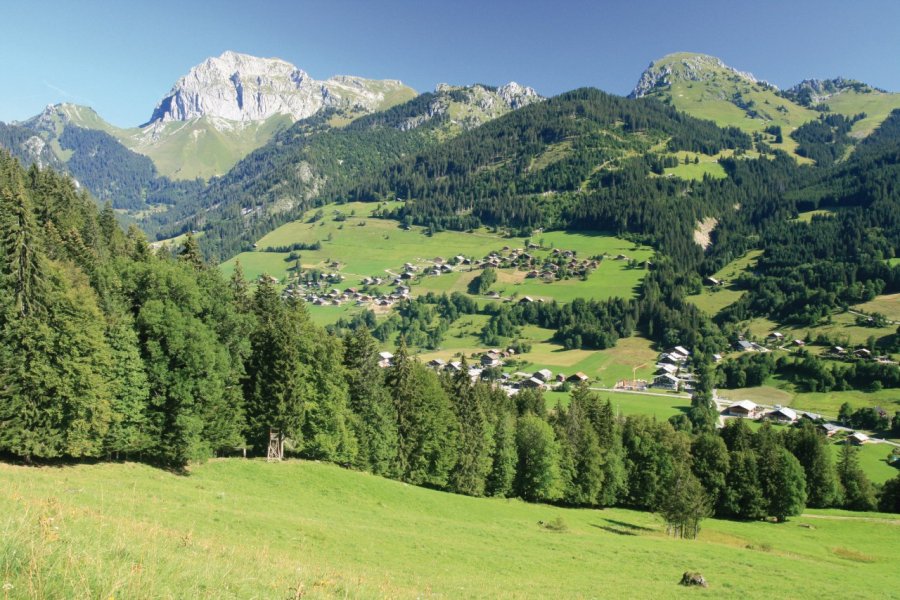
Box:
848 432 870 445
726 400 761 419
818 423 852 437
520 377 545 390
567 372 589 384
533 369 553 382
652 373 681 390
378 351 394 368
766 407 797 424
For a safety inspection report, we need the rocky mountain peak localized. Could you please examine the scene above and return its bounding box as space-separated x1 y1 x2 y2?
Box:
145 51 415 127
782 77 883 107
630 52 769 98
497 82 542 109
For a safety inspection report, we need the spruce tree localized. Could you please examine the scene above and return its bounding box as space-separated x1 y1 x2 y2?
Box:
485 413 517 497
448 363 493 496
691 433 730 508
386 338 458 487
558 388 604 505
514 413 563 502
784 421 839 508
837 444 877 511
720 450 765 519
343 327 398 476
766 447 808 522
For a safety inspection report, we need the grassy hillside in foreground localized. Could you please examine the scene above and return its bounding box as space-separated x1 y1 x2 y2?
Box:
2 460 898 599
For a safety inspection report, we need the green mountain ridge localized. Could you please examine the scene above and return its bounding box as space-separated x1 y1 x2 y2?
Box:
630 52 900 160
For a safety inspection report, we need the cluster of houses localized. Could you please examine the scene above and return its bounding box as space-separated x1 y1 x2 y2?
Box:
651 345 695 391
376 347 592 396
283 282 412 308
734 332 898 365
723 400 874 445
825 345 897 364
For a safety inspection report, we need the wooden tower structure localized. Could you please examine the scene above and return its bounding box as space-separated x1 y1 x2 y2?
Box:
266 428 283 462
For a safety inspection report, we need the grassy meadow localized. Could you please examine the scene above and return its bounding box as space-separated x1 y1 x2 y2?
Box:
221 202 653 329
854 293 900 322
688 250 762 316
743 310 897 348
2 460 898 599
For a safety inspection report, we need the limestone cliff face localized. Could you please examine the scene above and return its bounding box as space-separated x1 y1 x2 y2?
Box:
145 51 414 126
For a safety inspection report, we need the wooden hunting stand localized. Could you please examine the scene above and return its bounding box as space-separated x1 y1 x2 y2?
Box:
266 428 283 462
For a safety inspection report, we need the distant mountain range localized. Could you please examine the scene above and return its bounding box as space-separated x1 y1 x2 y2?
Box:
0 50 898 261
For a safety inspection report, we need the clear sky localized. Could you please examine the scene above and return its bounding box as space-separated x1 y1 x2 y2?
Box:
2 0 899 127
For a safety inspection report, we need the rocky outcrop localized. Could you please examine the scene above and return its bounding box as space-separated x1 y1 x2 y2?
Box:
398 82 542 131
782 77 881 107
145 51 414 127
630 53 770 98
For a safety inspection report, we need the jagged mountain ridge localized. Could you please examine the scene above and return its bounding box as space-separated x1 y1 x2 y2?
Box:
145 51 416 126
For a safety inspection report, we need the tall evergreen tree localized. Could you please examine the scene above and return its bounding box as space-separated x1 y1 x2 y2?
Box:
784 421 839 508
558 388 604 505
244 276 309 453
514 413 563 502
765 447 807 522
720 450 765 519
343 327 398 476
448 367 494 496
485 413 517 497
386 338 459 487
691 433 730 508
837 444 877 511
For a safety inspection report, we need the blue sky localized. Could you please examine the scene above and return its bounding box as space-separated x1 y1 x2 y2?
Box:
2 0 899 127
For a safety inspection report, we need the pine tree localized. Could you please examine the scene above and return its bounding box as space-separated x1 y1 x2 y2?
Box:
485 413 517 497
837 444 877 511
658 464 710 539
558 388 604 505
514 413 563 502
343 327 398 476
784 421 839 508
0 170 45 316
720 450 765 519
386 337 459 487
766 447 807 522
103 312 151 458
448 363 493 496
691 433 730 507
244 275 308 453
179 232 205 270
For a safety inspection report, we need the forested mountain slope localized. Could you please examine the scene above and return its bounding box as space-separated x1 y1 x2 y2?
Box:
153 83 543 260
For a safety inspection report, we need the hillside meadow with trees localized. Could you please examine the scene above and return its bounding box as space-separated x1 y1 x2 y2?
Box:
1 150 898 536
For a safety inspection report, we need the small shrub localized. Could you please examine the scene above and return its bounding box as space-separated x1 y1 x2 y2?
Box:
539 517 568 532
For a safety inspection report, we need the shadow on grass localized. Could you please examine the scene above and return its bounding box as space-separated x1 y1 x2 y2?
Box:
591 524 638 536
601 518 654 532
590 518 655 536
